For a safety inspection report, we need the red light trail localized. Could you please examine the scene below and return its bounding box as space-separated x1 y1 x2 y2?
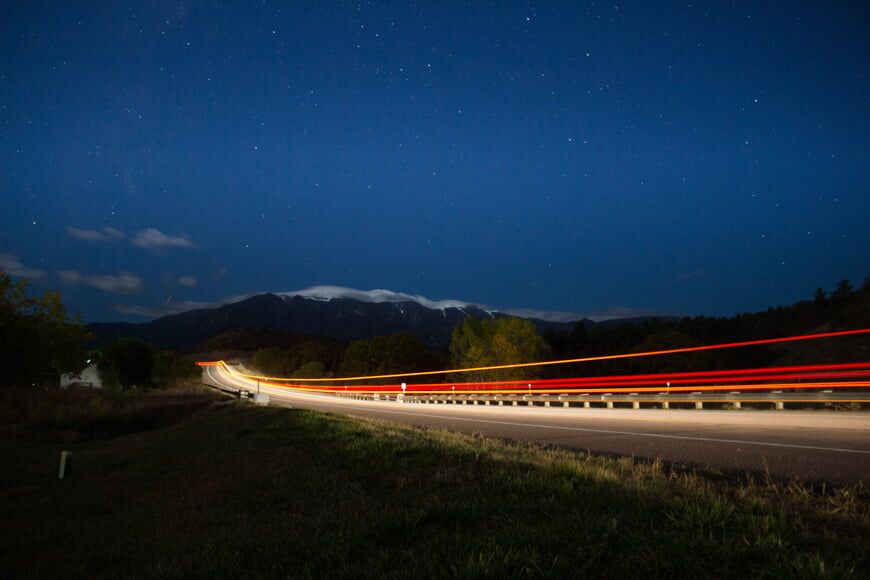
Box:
199 328 870 395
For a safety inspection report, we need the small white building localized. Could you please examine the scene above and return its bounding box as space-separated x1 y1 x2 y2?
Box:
60 364 103 389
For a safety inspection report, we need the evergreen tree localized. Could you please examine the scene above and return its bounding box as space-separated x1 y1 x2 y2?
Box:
833 279 854 300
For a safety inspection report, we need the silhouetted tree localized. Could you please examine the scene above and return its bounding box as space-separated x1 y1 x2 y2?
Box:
151 351 200 387
450 317 550 381
293 361 325 378
341 333 435 379
813 287 826 304
833 279 853 300
0 272 90 386
102 338 154 387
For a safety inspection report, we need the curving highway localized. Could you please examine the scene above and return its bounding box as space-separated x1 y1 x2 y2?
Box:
204 364 870 485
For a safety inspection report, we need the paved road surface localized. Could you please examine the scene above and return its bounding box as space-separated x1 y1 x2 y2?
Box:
205 365 870 484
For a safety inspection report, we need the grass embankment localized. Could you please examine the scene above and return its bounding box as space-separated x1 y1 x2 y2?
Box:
1 397 867 579
0 383 213 441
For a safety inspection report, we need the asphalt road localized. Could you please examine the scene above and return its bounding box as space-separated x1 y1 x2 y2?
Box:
205 365 870 485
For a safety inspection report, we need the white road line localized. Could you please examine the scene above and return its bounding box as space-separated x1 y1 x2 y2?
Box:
209 370 870 455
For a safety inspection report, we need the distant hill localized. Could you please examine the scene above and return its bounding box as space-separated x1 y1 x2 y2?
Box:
88 292 668 350
542 278 870 374
193 327 339 352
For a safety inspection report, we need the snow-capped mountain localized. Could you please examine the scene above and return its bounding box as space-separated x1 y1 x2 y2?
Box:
88 290 587 349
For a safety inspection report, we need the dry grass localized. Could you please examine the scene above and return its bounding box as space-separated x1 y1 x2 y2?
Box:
0 401 867 579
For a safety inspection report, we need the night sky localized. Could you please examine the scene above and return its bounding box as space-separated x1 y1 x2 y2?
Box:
2 1 868 323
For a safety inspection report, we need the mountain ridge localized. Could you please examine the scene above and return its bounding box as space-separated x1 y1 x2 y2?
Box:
89 292 669 350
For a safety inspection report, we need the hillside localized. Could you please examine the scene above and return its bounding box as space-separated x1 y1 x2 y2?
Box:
88 292 590 349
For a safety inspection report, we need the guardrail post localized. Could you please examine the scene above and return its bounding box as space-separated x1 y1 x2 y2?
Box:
606 401 614 409
661 401 669 410
732 401 741 410
563 401 569 408
632 401 640 410
695 401 703 410
544 400 550 407
512 400 518 406
775 401 784 410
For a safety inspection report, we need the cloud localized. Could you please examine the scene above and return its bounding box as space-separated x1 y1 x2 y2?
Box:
66 226 126 242
103 226 126 239
67 225 194 252
178 275 197 287
131 228 196 250
0 253 46 279
58 270 143 294
676 268 706 282
278 285 475 310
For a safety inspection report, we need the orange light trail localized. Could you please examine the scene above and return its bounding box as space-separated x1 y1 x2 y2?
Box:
198 327 870 382
207 359 870 396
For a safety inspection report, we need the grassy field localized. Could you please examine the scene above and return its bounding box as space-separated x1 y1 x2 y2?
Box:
1 393 867 579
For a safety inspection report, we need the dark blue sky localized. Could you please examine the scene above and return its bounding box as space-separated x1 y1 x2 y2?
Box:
2 1 868 323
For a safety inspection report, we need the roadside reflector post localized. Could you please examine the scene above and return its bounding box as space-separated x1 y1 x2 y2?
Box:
775 401 784 410
661 401 669 410
58 451 72 479
583 401 591 409
695 401 703 410
733 401 741 410
632 401 640 410
606 401 614 409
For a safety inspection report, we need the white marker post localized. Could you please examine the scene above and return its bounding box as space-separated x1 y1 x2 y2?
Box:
58 451 72 479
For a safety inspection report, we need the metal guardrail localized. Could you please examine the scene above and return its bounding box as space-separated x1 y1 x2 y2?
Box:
203 369 869 410
201 375 248 399
337 391 870 410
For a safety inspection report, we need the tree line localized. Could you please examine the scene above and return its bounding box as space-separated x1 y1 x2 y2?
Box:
98 338 201 390
0 272 199 389
0 273 90 386
251 277 870 381
4 269 867 388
